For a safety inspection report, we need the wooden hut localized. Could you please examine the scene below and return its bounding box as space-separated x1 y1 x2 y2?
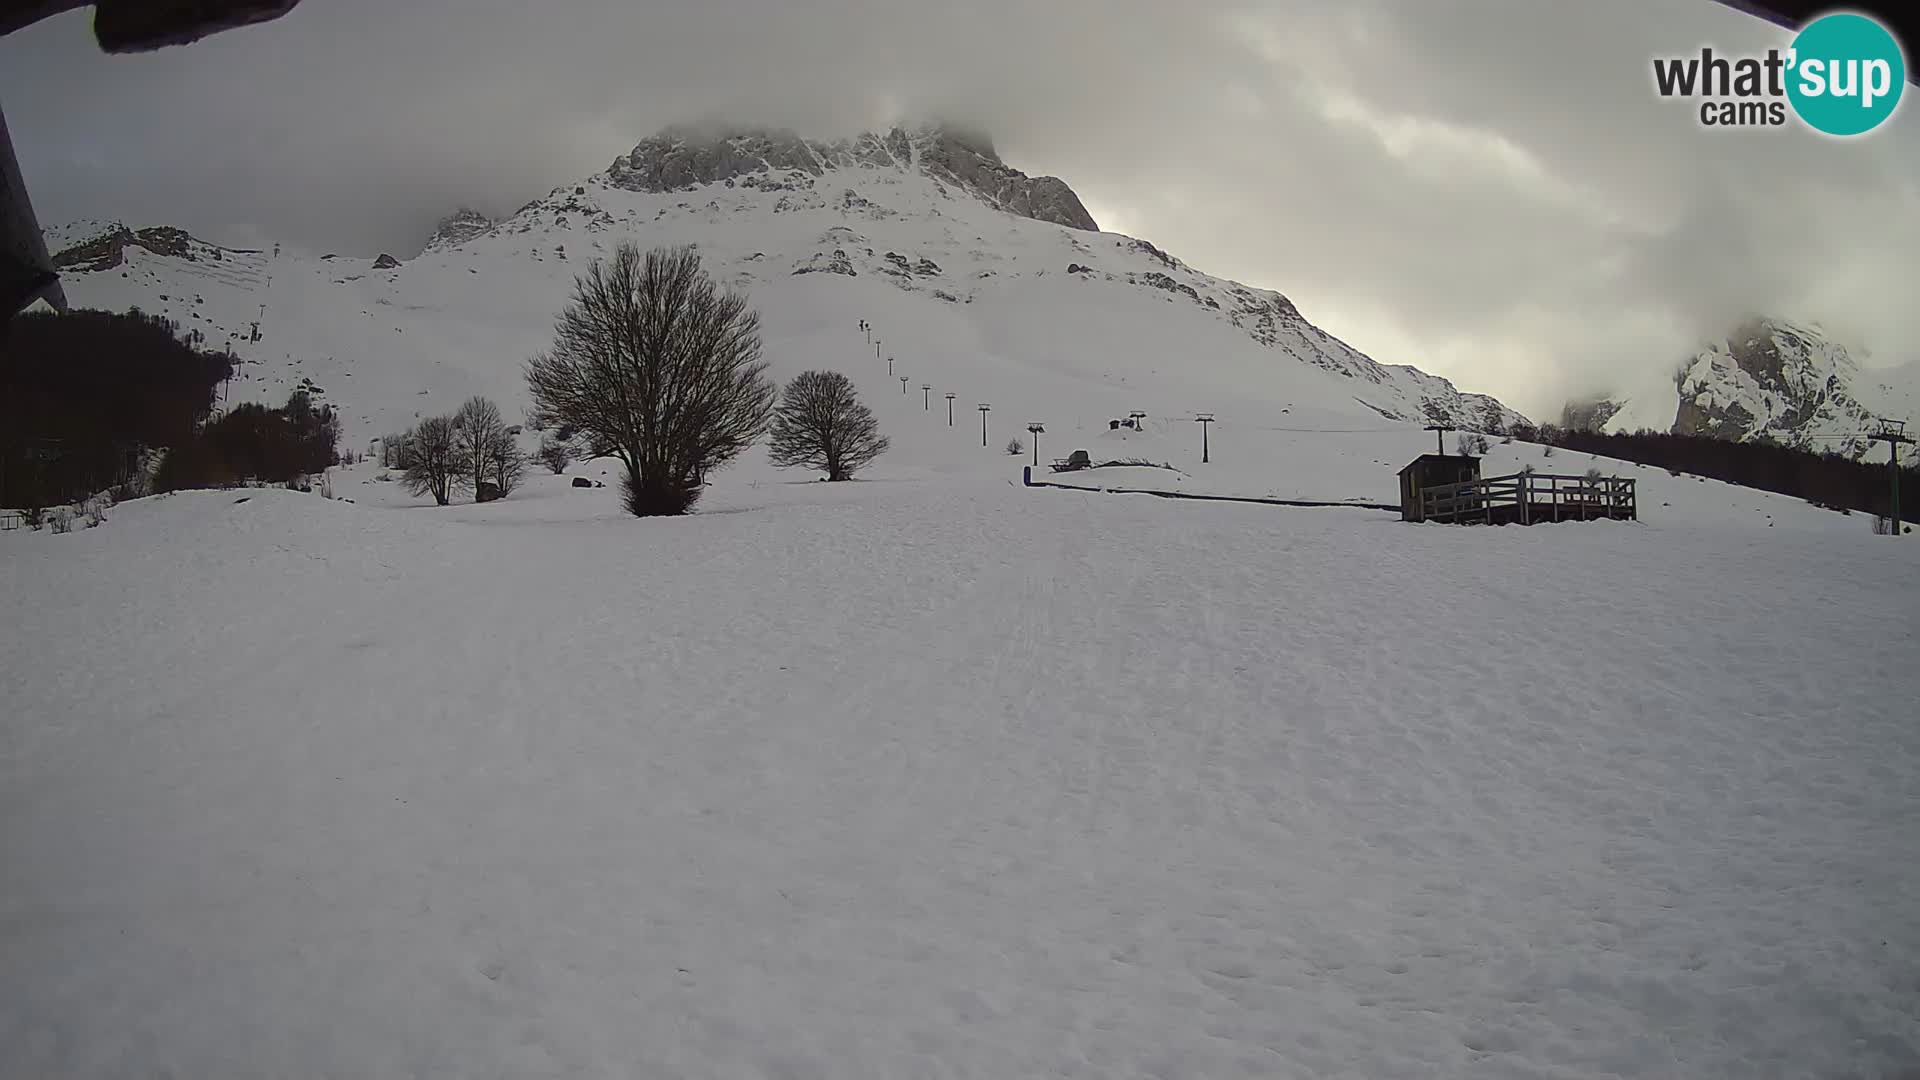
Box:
1398 453 1481 522
1399 454 1638 525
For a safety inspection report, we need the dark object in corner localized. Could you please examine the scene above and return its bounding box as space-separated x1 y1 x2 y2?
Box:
2 1 303 319
1 2 304 53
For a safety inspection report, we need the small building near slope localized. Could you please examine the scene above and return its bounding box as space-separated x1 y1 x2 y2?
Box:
1398 453 1481 522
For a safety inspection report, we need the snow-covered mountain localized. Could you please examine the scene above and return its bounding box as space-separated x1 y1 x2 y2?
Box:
1579 318 1917 457
607 123 1100 233
40 122 1523 452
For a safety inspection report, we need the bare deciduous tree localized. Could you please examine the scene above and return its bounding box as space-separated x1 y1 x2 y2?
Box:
453 396 506 495
768 370 889 481
401 415 465 506
488 425 527 496
379 432 410 469
536 433 575 474
526 243 775 515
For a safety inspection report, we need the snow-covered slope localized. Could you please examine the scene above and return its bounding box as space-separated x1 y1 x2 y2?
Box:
14 122 1920 1080
43 123 1525 465
3 475 1916 1079
1591 318 1916 456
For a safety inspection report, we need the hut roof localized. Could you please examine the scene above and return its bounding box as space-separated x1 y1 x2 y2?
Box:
1397 452 1479 477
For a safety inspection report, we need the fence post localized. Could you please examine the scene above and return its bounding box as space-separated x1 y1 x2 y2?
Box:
1520 473 1530 526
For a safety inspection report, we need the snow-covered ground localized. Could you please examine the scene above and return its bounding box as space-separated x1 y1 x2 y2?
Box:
4 465 1918 1078
14 128 1919 1079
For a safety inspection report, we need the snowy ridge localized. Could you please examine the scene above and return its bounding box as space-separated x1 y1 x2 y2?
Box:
1596 318 1916 457
606 123 1100 232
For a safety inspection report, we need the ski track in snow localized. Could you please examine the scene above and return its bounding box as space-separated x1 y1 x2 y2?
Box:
3 479 1918 1079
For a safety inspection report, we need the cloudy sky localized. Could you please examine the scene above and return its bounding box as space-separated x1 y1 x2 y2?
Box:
3 0 1915 417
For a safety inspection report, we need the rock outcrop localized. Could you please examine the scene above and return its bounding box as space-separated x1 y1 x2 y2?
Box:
606 123 1099 232
1574 318 1907 458
425 207 495 252
51 224 211 272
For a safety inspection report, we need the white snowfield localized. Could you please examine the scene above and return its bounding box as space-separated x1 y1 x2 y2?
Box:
3 450 1918 1079
11 132 1919 1077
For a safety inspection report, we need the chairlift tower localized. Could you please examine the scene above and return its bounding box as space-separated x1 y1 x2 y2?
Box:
1027 422 1045 466
1194 413 1214 463
1868 420 1913 536
978 403 992 447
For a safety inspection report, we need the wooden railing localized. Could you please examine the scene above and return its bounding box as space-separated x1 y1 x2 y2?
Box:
1421 471 1636 525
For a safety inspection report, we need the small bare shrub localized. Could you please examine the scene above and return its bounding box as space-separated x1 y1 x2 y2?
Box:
537 434 575 474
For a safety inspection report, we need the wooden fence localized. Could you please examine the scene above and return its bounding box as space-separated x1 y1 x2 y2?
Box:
1420 471 1636 525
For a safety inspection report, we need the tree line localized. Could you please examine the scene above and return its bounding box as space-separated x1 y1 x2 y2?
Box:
1 308 234 509
1513 423 1918 524
153 390 342 493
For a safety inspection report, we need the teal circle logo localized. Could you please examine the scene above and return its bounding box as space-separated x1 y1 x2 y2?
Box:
1786 13 1905 135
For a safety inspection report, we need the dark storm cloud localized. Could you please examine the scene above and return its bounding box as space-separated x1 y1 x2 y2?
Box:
3 0 1914 415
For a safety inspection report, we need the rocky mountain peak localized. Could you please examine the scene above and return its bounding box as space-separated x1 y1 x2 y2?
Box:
604 121 1099 232
1671 317 1873 452
1570 316 1903 457
426 207 495 252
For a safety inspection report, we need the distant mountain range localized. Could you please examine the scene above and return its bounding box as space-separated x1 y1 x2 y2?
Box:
1565 318 1916 458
